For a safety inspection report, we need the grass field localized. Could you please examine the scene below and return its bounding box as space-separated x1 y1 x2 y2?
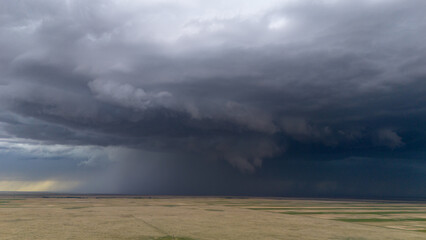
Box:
0 194 425 239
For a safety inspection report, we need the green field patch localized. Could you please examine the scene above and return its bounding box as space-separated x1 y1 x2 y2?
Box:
247 207 426 211
63 206 91 210
336 218 426 222
205 209 224 212
279 211 426 215
126 236 152 240
225 204 279 207
0 205 22 208
155 236 195 240
3 218 32 223
336 238 368 240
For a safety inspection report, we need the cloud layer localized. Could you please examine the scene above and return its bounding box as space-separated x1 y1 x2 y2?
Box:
0 0 425 196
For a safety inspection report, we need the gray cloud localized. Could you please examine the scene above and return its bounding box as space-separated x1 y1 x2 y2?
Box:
89 79 172 110
375 129 404 148
0 0 425 195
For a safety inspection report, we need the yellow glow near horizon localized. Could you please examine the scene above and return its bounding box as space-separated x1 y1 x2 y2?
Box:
0 180 79 192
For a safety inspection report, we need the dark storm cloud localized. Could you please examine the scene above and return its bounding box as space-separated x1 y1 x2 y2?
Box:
0 0 425 193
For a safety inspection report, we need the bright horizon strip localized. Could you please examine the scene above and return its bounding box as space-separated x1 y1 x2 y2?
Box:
0 180 79 192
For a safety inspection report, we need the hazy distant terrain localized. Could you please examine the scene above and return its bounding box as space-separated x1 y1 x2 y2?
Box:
0 195 425 240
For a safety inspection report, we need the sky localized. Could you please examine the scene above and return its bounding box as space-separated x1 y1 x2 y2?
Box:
0 0 425 198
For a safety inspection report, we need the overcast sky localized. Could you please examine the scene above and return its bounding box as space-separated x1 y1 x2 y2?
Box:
0 0 425 197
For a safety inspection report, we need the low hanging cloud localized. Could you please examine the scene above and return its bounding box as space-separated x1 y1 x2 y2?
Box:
0 0 425 176
89 79 172 110
375 129 404 149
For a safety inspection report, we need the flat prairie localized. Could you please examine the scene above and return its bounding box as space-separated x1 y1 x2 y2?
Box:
0 195 425 240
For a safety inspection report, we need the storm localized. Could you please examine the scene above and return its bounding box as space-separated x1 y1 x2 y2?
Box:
0 0 425 198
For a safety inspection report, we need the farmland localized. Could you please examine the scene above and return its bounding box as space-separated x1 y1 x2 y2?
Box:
0 195 425 239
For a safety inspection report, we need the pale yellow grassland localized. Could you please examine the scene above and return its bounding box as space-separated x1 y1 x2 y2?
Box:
0 196 425 240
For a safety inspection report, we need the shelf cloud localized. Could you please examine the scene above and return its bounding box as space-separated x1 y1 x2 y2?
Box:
0 0 425 197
